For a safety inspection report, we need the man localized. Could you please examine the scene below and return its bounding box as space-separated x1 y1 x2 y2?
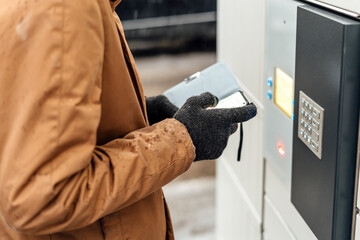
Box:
0 0 256 239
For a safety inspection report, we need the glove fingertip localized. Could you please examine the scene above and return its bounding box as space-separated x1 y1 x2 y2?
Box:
227 103 257 123
200 92 218 108
246 103 257 118
185 92 218 109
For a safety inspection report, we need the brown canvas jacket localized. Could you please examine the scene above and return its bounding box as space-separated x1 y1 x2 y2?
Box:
0 0 196 239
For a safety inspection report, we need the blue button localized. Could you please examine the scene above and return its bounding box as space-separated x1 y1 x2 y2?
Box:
267 78 273 87
293 99 295 106
266 90 272 99
292 114 294 120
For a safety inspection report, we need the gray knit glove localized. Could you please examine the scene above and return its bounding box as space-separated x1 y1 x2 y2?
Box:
174 92 257 161
146 95 179 125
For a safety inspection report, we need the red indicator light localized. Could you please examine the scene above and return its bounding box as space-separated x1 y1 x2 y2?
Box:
278 143 286 157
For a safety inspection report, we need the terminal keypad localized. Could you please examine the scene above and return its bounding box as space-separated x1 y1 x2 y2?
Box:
298 91 324 159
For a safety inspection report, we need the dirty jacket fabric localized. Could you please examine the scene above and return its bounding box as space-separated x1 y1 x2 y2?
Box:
0 0 196 239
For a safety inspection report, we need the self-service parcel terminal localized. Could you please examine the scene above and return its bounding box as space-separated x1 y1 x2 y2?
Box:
216 1 360 239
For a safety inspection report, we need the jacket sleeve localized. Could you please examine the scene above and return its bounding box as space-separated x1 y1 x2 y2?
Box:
0 0 195 234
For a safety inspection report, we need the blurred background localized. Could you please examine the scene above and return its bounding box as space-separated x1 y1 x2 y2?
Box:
116 1 217 239
116 0 216 54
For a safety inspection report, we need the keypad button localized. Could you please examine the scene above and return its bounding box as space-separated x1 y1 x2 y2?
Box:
301 98 305 105
307 136 311 144
301 109 305 116
313 108 320 119
300 129 304 137
312 119 319 130
311 141 318 151
305 101 309 109
308 115 312 122
304 112 308 118
308 126 312 134
313 131 319 141
309 104 313 111
304 122 308 128
301 119 305 126
304 133 308 140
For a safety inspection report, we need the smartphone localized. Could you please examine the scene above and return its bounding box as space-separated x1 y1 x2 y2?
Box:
214 91 249 109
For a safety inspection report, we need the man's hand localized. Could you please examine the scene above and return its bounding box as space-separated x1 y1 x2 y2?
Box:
146 95 179 125
174 92 257 161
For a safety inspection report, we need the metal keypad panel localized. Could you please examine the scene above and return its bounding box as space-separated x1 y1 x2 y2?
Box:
298 91 324 159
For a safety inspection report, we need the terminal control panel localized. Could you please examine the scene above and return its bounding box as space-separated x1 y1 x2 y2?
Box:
298 91 324 159
263 0 302 190
291 5 360 240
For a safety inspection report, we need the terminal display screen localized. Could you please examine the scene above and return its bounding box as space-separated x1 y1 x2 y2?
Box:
274 67 294 118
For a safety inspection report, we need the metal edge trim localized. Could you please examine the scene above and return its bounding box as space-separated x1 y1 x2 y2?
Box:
302 0 360 19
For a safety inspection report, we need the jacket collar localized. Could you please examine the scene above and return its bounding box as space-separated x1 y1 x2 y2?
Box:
110 0 121 10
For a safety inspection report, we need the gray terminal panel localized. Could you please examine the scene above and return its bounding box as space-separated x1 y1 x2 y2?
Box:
298 91 324 159
291 5 360 240
263 0 304 190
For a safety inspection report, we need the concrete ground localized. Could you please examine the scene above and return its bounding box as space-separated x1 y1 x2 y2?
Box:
163 177 216 240
134 52 217 240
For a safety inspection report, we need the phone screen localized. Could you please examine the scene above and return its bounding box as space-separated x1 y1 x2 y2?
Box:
215 91 249 109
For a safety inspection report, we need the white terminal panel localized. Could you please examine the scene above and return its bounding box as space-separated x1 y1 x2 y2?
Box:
298 91 324 159
356 214 360 240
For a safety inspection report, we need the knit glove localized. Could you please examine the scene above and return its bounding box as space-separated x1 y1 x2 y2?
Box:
174 92 257 161
146 95 179 125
